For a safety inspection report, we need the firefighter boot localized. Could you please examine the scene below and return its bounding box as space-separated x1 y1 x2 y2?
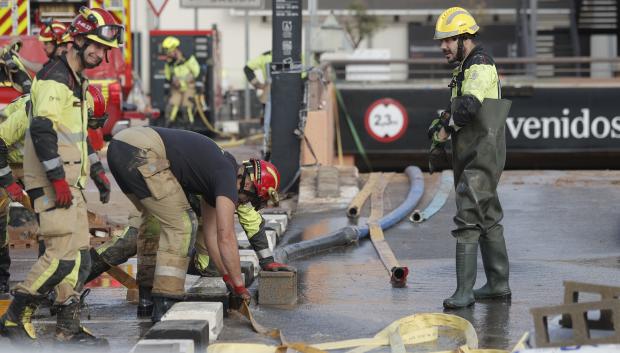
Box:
54 292 108 346
0 245 10 293
443 242 478 309
137 286 153 318
474 229 511 300
0 292 40 343
85 248 111 284
151 296 181 323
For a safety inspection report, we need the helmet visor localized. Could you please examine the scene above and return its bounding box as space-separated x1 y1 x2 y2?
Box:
96 25 124 45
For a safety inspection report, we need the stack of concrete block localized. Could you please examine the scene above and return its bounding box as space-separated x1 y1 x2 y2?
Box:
298 165 360 213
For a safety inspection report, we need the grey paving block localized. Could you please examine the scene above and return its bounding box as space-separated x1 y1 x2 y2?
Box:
265 220 283 236
144 320 209 350
131 339 194 353
258 271 297 305
262 214 289 230
162 302 223 342
185 277 230 315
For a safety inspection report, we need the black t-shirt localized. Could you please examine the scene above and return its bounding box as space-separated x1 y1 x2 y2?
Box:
152 127 238 207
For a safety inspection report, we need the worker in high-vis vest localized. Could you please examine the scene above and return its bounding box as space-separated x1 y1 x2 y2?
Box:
427 7 512 309
84 188 296 319
0 86 109 298
105 126 290 322
162 36 200 127
0 7 122 345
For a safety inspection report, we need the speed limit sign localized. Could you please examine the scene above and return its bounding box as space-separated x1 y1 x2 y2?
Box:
364 98 409 143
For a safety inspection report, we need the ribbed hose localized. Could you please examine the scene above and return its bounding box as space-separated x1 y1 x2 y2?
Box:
275 166 424 263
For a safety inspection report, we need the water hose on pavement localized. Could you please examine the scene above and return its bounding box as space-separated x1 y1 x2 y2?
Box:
409 170 453 223
274 166 424 264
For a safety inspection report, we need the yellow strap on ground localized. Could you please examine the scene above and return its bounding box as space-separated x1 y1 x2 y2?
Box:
367 173 401 274
346 172 380 218
208 312 509 353
510 332 530 352
313 327 437 350
238 301 281 339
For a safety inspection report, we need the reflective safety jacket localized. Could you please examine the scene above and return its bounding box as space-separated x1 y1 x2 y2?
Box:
0 95 30 187
449 45 500 129
23 55 90 190
244 51 272 84
164 55 200 92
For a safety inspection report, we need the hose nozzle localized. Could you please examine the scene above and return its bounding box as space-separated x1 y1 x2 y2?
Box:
390 266 409 288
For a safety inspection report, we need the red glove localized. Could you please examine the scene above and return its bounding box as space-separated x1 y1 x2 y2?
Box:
5 182 24 202
223 274 251 303
51 179 72 208
262 261 297 273
92 171 111 204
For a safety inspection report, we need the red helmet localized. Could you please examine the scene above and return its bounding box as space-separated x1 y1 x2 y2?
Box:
240 159 281 207
38 20 70 44
68 6 123 48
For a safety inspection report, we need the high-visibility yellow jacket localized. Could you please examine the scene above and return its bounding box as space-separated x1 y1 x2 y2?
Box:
23 55 90 191
164 55 200 92
449 45 500 128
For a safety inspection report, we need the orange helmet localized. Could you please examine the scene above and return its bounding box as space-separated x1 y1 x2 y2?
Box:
86 85 107 129
38 20 70 44
68 6 123 48
239 159 281 208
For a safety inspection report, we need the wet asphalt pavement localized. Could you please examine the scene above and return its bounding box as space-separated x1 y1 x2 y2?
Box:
1 168 619 352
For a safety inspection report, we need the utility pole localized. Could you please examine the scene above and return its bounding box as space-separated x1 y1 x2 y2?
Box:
244 10 251 120
270 0 303 190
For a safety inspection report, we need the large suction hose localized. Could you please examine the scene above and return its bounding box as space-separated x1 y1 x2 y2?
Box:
275 166 424 263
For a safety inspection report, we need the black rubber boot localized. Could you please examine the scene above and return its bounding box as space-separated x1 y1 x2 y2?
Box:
54 291 108 347
0 245 10 293
474 234 511 300
137 286 154 318
443 242 478 309
151 296 180 323
85 248 111 284
0 291 41 342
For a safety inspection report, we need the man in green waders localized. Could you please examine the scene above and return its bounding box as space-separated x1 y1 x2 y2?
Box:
427 7 512 309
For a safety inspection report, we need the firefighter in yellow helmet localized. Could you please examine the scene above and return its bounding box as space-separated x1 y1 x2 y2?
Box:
162 36 201 128
427 7 512 309
0 6 122 345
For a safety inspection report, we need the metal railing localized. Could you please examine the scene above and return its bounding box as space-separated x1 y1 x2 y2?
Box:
321 57 620 83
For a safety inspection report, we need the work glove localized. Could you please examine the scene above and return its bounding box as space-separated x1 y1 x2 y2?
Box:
428 142 451 174
92 170 111 204
5 181 24 203
427 111 452 142
261 261 297 273
223 274 251 304
51 179 72 208
91 161 111 204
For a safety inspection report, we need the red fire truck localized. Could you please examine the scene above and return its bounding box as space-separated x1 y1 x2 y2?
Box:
0 0 158 150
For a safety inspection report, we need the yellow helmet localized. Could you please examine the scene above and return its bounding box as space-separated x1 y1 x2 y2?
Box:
162 36 180 53
434 7 479 40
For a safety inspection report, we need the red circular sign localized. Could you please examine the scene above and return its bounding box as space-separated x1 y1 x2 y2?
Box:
364 98 409 143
